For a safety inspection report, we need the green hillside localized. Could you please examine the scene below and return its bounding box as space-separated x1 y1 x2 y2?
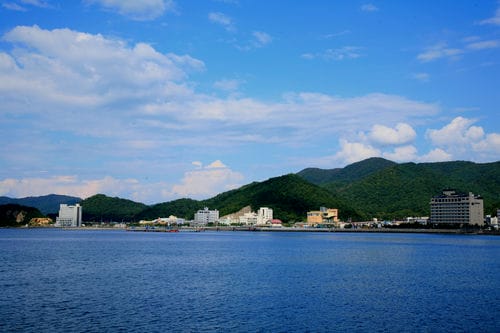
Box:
136 174 363 223
203 174 362 222
0 204 45 227
298 157 396 185
80 194 147 222
136 198 201 221
300 159 500 220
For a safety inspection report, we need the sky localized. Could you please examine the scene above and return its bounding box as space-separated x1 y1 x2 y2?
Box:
0 0 499 204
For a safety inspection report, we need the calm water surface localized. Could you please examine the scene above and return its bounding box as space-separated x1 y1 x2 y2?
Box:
0 229 499 332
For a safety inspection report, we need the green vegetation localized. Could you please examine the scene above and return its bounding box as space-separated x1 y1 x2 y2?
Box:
136 198 201 221
80 194 147 222
0 204 45 227
135 174 363 223
298 159 500 220
6 158 498 224
202 174 363 222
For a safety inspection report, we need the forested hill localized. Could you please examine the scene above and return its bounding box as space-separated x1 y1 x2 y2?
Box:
298 158 500 219
0 204 45 227
80 194 148 222
137 174 363 222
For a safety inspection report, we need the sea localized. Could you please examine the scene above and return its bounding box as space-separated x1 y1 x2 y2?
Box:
0 228 499 332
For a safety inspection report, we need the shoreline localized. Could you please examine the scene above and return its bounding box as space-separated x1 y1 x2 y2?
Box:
3 226 499 235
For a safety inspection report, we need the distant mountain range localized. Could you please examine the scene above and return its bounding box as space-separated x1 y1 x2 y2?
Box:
2 158 499 222
0 194 81 214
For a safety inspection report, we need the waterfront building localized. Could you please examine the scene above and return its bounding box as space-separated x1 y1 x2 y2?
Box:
257 207 273 225
430 190 484 226
56 203 82 227
239 212 258 225
306 207 339 226
194 207 219 225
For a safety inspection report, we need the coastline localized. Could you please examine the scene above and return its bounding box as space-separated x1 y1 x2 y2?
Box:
3 225 499 235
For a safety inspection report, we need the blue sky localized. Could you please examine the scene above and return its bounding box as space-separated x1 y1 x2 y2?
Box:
1 0 499 203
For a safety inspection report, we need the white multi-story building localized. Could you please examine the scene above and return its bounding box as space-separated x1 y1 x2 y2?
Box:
239 212 258 225
56 203 82 227
430 190 484 226
257 207 273 225
194 207 219 225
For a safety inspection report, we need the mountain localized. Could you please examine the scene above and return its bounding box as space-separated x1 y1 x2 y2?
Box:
135 198 201 221
0 204 45 227
0 194 81 214
80 194 148 222
298 157 396 185
137 174 363 223
298 159 500 219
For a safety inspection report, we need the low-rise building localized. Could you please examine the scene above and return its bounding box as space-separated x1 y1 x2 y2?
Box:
430 190 484 226
306 207 339 226
56 203 82 227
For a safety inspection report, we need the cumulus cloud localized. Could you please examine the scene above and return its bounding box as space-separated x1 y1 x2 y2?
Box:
382 145 418 162
369 123 417 146
86 0 175 20
170 161 244 199
427 117 500 160
333 140 381 164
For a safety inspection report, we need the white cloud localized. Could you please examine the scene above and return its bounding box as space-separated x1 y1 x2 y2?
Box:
383 145 418 162
427 116 500 160
478 8 500 26
418 148 453 162
3 0 50 11
170 161 244 199
427 117 482 147
361 4 378 12
213 78 244 91
2 2 27 11
208 12 235 32
417 43 463 62
369 123 417 146
252 31 272 47
86 0 175 20
0 161 245 203
466 39 500 50
333 140 381 165
0 176 141 200
302 46 362 61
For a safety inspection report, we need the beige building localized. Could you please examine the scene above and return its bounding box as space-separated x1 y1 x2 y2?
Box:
430 190 484 226
307 207 339 225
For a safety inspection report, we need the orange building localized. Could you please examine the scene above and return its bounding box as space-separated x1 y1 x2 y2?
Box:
306 207 339 225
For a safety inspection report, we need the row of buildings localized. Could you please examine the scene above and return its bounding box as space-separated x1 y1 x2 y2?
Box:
55 189 496 228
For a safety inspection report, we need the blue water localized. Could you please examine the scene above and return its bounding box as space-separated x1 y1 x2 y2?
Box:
0 229 499 332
